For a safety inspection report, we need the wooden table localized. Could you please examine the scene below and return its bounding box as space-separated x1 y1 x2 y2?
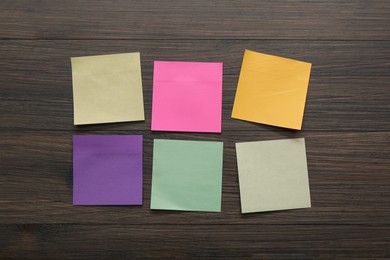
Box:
1 1 389 258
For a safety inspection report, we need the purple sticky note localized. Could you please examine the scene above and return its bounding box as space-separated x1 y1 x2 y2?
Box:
73 135 143 205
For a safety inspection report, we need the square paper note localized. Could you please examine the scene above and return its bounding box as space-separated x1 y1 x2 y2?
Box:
71 53 144 125
232 50 312 130
73 135 143 205
151 61 223 133
151 139 223 212
236 138 311 213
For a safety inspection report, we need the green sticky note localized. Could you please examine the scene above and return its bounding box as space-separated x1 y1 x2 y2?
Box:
236 138 311 214
151 139 224 212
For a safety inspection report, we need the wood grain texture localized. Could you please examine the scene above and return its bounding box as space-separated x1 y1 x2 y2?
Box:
0 0 389 259
0 40 389 132
1 224 390 259
1 132 390 226
0 0 389 40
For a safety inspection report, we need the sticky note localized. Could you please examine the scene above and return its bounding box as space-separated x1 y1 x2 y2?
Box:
71 53 144 125
151 61 223 133
73 135 143 205
236 138 311 213
151 139 223 212
232 50 312 130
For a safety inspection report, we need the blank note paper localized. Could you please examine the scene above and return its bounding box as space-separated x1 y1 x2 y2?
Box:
71 53 144 125
73 135 143 205
151 139 223 212
236 138 311 213
151 61 223 133
232 50 312 130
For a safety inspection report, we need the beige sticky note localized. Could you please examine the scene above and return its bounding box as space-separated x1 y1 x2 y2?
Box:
236 138 311 214
71 53 144 125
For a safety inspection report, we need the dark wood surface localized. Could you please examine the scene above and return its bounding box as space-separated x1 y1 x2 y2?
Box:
1 1 389 259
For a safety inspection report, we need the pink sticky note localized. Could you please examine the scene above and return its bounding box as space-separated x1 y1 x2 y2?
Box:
151 61 223 133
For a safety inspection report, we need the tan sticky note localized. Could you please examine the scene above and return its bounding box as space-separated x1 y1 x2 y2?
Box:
71 53 144 125
232 50 312 130
236 138 311 214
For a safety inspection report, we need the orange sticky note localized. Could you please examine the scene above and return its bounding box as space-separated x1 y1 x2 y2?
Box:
232 50 312 130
